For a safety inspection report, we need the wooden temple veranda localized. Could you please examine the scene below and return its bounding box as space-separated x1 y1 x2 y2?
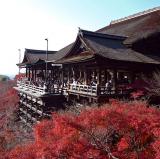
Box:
14 7 160 127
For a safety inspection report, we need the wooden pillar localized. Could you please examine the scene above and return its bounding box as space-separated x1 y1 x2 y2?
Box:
26 68 28 78
44 68 46 81
61 66 64 87
35 68 37 82
130 71 135 83
96 68 101 96
97 68 100 85
79 69 82 80
42 68 44 81
67 66 70 83
112 69 117 93
84 68 87 85
104 69 108 83
51 68 53 79
31 68 34 82
28 68 31 81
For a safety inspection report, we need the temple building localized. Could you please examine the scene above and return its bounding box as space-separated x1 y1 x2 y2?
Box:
14 7 160 126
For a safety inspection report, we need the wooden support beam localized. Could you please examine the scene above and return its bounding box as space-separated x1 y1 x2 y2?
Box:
26 68 28 78
68 67 70 83
105 69 109 83
112 69 117 93
32 68 34 81
51 69 53 79
61 66 64 87
28 68 31 81
130 71 135 83
97 68 100 85
35 68 37 82
84 69 87 85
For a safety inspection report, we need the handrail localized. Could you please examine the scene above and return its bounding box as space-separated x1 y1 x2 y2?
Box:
17 80 45 95
17 80 132 97
99 86 115 95
68 84 132 96
69 84 97 96
17 80 63 95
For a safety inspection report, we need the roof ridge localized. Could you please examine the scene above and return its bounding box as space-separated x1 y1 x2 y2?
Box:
110 6 160 25
80 29 127 40
25 48 56 54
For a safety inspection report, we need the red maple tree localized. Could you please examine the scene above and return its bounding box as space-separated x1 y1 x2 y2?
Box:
7 100 160 159
0 80 20 158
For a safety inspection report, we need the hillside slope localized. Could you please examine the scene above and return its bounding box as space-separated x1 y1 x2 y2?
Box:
0 75 10 81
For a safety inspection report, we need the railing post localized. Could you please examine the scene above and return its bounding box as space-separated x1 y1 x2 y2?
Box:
91 86 93 94
78 85 80 92
43 83 47 94
96 84 100 96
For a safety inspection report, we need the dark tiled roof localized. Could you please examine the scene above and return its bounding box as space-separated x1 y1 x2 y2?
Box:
58 29 160 65
81 30 127 52
97 8 160 44
52 30 127 61
23 49 57 64
81 29 127 40
124 29 160 45
55 54 94 64
48 43 74 62
25 48 56 55
18 49 57 66
82 30 160 64
18 7 160 66
18 43 73 66
51 7 160 64
97 48 160 64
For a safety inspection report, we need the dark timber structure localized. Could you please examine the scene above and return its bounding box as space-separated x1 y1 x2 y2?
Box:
14 7 160 126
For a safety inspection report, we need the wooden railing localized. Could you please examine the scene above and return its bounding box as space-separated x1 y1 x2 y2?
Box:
17 80 132 97
68 84 132 96
48 84 63 94
69 84 98 96
99 86 115 95
17 80 63 95
17 80 46 95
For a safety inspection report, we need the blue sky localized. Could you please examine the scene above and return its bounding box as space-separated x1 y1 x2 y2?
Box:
0 0 160 75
